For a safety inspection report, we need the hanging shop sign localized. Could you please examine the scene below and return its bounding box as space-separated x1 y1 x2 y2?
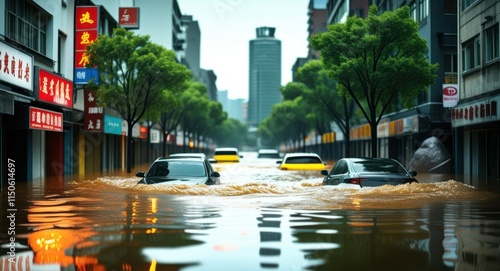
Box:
29 106 63 132
150 129 160 143
442 84 459 108
119 7 140 29
451 96 499 127
84 88 103 132
104 115 123 135
74 6 100 85
34 67 73 108
0 40 33 92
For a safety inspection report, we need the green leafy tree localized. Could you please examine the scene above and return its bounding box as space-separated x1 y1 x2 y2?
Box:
212 118 248 148
311 5 438 157
179 82 227 152
259 83 312 151
86 28 191 172
295 60 357 157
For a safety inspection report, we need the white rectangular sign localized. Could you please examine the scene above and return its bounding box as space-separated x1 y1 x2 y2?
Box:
0 41 34 92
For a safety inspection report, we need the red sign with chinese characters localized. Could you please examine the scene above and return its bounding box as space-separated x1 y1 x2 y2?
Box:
84 88 103 132
29 107 63 132
119 7 140 29
74 51 90 69
75 29 98 51
75 6 99 30
75 6 99 71
37 68 73 108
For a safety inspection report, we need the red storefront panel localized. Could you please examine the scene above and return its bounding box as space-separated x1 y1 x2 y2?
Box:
29 107 63 132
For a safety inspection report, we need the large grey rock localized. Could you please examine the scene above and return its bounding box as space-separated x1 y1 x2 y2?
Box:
409 136 452 173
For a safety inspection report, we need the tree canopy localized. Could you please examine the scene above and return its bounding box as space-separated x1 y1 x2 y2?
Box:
86 27 192 172
310 5 438 157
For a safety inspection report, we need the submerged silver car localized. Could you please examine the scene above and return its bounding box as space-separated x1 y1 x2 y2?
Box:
321 157 418 187
136 157 221 185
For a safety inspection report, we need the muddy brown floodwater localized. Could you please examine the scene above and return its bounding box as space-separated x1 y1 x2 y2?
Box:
1 152 499 271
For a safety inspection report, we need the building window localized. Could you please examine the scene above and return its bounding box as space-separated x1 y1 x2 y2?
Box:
462 0 478 11
57 31 67 75
444 52 458 84
444 0 457 14
484 24 499 63
410 1 416 21
418 0 428 22
5 0 50 55
462 36 480 72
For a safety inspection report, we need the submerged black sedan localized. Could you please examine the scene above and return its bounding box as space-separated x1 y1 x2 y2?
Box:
136 156 221 185
321 157 418 187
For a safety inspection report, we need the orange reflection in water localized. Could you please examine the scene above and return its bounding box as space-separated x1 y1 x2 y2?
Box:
28 228 96 267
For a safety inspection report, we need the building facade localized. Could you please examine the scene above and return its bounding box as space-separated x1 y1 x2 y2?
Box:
313 0 456 171
0 0 192 186
453 0 500 191
248 26 282 129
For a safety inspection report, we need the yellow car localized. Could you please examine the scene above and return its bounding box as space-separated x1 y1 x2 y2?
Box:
277 152 327 170
213 147 241 162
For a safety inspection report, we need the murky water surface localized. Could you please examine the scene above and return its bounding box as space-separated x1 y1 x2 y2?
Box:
1 152 500 270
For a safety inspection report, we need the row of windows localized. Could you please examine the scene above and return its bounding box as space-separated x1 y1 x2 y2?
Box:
407 0 428 22
463 24 499 72
5 0 49 55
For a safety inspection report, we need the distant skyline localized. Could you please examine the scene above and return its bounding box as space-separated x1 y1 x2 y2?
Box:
177 0 310 100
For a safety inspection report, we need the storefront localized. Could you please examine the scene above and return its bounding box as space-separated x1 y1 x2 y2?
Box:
32 67 74 179
103 114 123 172
1 40 35 183
452 95 500 190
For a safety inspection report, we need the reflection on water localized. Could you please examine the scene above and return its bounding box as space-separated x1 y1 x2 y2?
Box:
1 157 500 271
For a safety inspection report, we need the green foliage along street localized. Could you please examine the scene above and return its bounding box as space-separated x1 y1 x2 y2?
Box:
310 5 438 157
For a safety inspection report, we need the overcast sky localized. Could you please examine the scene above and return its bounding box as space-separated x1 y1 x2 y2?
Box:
177 0 310 100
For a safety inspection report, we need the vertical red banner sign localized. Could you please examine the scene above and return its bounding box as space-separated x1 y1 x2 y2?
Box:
75 6 99 69
84 88 103 132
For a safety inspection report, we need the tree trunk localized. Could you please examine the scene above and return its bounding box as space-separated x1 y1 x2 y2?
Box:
146 123 152 163
126 121 134 173
343 97 351 158
370 121 378 157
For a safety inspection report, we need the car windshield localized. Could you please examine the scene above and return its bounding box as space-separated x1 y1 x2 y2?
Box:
215 150 237 155
147 161 206 177
285 156 322 164
258 153 280 158
352 160 407 174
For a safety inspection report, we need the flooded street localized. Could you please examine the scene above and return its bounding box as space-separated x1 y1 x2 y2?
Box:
1 152 500 271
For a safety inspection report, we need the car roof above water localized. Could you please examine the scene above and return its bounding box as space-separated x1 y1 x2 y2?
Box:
283 152 322 158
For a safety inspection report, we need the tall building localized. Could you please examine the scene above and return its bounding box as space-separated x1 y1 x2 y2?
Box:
453 0 500 190
292 0 328 81
180 15 201 80
308 0 328 60
248 27 282 129
126 0 184 59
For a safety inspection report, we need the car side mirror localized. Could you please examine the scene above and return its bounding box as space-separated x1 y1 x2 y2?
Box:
321 170 329 176
135 172 145 177
409 171 417 177
211 172 220 178
276 160 282 164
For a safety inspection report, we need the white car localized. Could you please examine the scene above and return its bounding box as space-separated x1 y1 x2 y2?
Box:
257 149 281 158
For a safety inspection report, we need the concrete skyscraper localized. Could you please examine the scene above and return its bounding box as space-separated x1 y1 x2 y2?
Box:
247 26 282 129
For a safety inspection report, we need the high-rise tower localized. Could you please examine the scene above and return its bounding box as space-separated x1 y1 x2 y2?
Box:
248 26 282 129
